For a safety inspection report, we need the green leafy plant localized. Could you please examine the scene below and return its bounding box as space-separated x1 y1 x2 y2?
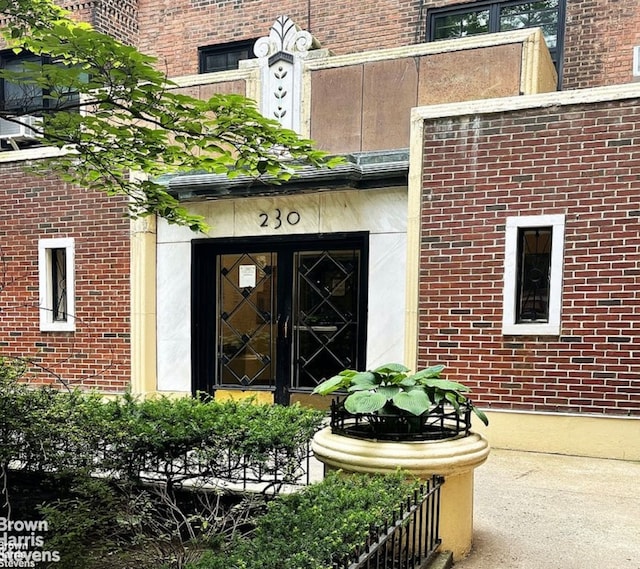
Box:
0 0 341 231
187 471 420 569
313 362 488 426
0 368 325 568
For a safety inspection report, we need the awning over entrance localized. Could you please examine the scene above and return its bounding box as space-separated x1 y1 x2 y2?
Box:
159 149 409 201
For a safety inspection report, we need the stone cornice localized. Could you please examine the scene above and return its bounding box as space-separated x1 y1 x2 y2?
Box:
161 149 409 201
412 81 640 122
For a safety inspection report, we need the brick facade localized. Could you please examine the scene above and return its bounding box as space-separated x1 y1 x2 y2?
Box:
4 1 638 86
135 0 422 77
563 0 640 89
0 1 138 49
131 1 640 88
93 0 139 45
0 162 131 392
1 0 639 410
419 99 640 416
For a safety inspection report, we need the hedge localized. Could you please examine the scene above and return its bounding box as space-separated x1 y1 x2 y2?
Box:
189 471 420 569
0 357 324 488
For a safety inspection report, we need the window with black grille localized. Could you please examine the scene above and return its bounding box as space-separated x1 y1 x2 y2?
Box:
516 227 552 323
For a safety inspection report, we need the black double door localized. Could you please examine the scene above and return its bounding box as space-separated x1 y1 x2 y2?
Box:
192 233 368 404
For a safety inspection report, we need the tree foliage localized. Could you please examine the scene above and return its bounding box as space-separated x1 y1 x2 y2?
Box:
0 0 336 231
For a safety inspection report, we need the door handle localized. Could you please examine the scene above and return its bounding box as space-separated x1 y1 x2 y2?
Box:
283 315 290 339
277 314 290 340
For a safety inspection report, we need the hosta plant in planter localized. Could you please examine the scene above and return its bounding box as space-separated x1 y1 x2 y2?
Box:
312 363 488 441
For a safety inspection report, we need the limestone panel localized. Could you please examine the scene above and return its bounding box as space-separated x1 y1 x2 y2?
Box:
171 86 199 97
156 241 192 392
362 58 418 151
318 188 407 234
418 44 522 106
366 232 406 367
199 80 247 99
157 200 236 243
310 66 363 154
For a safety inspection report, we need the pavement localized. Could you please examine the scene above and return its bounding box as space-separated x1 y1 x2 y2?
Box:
453 448 640 569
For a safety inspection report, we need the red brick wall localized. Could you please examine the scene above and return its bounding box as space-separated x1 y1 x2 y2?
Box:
419 99 640 416
0 1 138 48
563 0 640 89
132 0 640 88
135 0 423 77
93 0 139 45
3 1 639 90
0 163 131 392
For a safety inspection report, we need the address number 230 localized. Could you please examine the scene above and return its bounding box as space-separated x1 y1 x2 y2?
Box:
259 208 301 229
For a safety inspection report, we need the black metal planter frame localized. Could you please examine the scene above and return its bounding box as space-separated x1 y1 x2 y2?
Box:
329 397 473 442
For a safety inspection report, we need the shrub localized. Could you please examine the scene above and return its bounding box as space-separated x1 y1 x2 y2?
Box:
0 367 323 488
0 365 325 568
97 394 324 487
189 472 420 569
37 475 265 569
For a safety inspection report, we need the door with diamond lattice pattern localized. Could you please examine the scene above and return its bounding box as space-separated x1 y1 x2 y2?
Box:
192 234 368 404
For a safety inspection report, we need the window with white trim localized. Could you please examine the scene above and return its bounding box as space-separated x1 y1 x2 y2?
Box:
38 237 75 332
502 214 565 335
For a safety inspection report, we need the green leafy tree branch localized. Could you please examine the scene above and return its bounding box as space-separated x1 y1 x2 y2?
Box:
0 0 336 231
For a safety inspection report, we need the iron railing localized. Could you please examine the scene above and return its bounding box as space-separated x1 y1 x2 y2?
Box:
334 475 444 569
11 438 315 494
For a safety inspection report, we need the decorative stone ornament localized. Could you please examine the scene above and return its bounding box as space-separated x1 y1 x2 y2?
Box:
253 16 320 133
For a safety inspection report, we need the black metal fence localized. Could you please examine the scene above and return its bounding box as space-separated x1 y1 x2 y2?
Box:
334 475 444 569
11 438 315 495
115 442 315 493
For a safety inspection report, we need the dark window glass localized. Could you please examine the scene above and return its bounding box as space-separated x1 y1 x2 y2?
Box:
429 0 564 78
0 51 83 114
433 9 490 40
199 40 256 74
51 248 68 321
516 227 552 323
499 1 559 49
1 54 43 113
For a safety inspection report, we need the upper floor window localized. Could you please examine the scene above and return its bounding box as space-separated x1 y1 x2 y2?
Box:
0 50 84 150
428 0 564 76
1 50 82 112
198 39 257 74
1 52 45 114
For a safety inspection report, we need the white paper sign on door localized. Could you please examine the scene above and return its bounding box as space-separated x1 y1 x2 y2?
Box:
239 264 257 288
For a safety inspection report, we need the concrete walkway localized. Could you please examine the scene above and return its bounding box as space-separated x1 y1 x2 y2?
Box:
454 449 640 569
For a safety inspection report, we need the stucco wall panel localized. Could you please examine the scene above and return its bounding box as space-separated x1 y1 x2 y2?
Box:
362 58 418 151
310 66 364 153
418 44 523 105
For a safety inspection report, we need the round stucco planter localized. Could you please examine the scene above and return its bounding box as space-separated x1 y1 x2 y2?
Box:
311 427 490 560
